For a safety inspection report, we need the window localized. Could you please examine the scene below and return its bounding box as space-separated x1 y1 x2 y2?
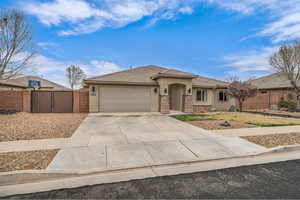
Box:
218 91 228 101
196 89 208 101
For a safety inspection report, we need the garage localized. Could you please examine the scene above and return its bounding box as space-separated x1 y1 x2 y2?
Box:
99 86 152 112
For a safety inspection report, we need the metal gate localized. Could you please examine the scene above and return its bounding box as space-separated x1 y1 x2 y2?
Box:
31 91 73 113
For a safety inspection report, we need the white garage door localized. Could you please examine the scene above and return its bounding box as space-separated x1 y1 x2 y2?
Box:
99 86 151 112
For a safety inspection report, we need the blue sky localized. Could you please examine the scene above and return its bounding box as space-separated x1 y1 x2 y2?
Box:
1 0 299 87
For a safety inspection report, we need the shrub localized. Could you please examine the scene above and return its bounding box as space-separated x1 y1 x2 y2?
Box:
278 99 297 111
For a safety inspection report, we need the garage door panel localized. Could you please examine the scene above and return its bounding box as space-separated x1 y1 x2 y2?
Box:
99 86 151 112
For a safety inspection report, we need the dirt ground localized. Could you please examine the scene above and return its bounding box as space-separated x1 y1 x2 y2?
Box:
0 112 87 142
0 150 58 172
242 133 300 148
188 120 256 130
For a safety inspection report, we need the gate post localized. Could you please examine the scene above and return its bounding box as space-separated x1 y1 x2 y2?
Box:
22 90 31 112
73 91 80 113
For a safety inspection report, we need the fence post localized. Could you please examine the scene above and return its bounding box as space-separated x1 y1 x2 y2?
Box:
22 90 31 112
73 91 80 113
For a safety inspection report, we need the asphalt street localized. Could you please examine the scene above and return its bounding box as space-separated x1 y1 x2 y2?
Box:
4 159 300 199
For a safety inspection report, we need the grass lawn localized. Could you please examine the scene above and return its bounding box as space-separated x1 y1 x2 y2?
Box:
242 133 300 148
0 149 58 172
171 112 300 130
0 112 87 142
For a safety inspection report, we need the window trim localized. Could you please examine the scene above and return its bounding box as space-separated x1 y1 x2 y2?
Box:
218 91 228 102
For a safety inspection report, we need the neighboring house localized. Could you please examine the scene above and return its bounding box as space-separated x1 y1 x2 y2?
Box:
84 65 235 114
244 73 297 110
0 81 26 90
0 76 68 91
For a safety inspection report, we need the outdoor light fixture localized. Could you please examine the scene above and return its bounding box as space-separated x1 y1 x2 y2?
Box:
164 88 168 94
188 88 191 94
154 88 157 93
92 86 95 92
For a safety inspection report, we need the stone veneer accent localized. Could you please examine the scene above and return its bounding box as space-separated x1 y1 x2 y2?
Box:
183 95 193 113
193 105 213 113
160 95 170 114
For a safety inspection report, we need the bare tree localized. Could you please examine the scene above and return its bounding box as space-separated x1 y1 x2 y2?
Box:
0 9 34 80
66 65 85 89
226 81 257 111
225 75 241 83
269 41 300 108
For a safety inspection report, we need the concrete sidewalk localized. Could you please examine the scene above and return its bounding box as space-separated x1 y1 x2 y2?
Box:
213 125 300 137
2 148 300 197
46 137 266 171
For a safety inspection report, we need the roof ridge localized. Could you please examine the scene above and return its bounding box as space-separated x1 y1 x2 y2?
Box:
86 65 168 80
250 72 280 82
196 75 229 84
8 75 67 89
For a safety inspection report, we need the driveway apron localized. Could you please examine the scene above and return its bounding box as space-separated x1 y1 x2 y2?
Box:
48 114 266 171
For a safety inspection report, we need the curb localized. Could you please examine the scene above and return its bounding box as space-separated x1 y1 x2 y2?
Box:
1 144 300 177
2 145 300 197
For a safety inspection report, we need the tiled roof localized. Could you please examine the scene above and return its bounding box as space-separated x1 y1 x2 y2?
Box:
85 65 228 88
86 65 165 84
250 73 296 89
192 75 229 88
0 76 68 90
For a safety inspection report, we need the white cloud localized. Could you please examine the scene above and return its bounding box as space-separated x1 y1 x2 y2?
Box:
82 60 121 76
178 6 194 14
24 0 101 26
24 0 300 41
224 46 279 72
23 0 196 36
207 0 300 43
23 53 121 87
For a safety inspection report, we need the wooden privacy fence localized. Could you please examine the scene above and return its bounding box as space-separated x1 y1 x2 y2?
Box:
0 91 31 112
31 91 73 113
243 89 297 110
0 90 89 113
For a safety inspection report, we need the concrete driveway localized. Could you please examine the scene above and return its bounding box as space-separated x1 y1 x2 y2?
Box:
47 113 266 171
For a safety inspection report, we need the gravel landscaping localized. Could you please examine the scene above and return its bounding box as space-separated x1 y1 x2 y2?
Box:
242 133 300 148
0 112 87 142
0 150 58 172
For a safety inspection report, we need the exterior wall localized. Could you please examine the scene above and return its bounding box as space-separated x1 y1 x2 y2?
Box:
89 85 99 112
192 87 235 112
193 105 212 112
157 77 193 114
157 78 193 96
183 95 193 113
213 89 235 111
150 87 159 112
160 95 169 114
192 88 214 106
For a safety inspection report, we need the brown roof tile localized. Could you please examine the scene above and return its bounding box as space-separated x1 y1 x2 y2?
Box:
250 73 296 89
85 65 227 88
1 76 68 90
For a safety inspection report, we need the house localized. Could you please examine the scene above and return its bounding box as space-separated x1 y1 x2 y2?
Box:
0 76 69 91
244 73 298 110
84 65 235 114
